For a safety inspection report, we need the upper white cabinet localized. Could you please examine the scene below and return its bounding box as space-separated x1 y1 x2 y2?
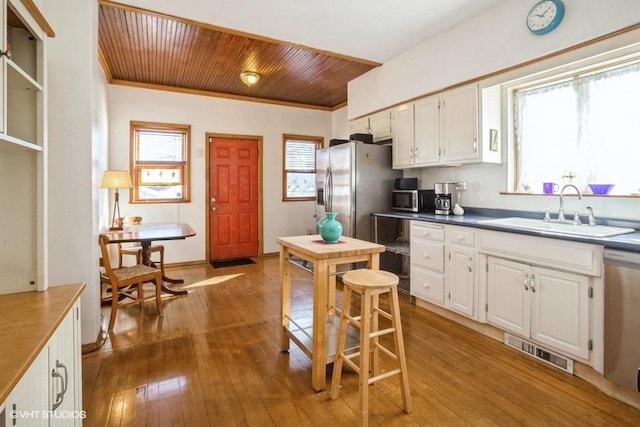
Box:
0 0 52 294
391 104 415 167
368 110 392 141
350 110 392 142
392 83 502 169
350 116 369 135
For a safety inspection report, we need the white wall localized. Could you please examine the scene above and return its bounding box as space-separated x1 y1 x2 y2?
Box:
331 106 350 141
43 0 106 344
108 86 332 257
348 0 640 118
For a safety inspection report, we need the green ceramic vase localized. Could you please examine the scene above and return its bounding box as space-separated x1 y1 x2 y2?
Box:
317 212 343 243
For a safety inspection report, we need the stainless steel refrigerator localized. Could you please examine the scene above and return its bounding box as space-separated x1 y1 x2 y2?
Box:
316 141 400 242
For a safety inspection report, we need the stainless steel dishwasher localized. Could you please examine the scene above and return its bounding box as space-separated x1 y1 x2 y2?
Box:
604 248 640 392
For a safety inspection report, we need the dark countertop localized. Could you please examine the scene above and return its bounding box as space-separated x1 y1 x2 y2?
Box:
371 208 640 252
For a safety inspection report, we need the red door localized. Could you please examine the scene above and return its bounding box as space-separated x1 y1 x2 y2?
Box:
209 137 259 260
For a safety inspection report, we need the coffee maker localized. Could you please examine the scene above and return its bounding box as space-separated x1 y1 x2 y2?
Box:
434 183 458 215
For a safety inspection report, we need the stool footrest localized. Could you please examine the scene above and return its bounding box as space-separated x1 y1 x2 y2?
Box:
369 368 402 385
369 326 396 339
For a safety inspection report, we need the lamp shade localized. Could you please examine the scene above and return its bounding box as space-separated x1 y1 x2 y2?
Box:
100 170 132 189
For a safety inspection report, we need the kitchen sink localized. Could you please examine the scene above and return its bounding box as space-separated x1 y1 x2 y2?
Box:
477 217 635 238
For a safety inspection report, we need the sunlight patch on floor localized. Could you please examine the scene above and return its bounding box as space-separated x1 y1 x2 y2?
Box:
182 273 244 289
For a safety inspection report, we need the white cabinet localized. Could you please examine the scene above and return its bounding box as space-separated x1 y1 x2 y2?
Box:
350 116 369 135
1 295 83 426
486 256 590 359
439 84 479 164
48 302 82 427
391 104 415 168
3 350 48 426
349 110 392 142
369 110 392 141
445 226 476 318
410 221 445 305
392 83 501 169
413 95 440 165
0 0 52 294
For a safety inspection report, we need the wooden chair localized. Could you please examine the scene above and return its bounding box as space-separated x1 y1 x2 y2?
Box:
117 216 165 276
99 234 164 331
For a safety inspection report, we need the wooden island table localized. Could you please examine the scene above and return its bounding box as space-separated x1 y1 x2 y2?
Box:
277 234 385 391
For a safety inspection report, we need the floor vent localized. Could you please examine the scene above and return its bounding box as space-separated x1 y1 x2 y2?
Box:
504 333 573 374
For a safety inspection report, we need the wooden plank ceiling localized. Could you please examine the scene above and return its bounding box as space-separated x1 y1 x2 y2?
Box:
98 1 380 110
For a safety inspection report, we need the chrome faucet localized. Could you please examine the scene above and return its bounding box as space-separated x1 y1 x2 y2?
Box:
558 184 583 221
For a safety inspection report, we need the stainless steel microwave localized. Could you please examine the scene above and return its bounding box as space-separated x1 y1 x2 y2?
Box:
391 189 435 212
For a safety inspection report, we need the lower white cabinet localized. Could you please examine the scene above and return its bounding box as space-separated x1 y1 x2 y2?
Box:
4 351 48 427
48 301 82 427
3 300 82 426
445 226 476 318
410 221 445 304
486 256 590 359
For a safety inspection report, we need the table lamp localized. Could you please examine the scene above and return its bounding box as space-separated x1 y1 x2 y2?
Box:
101 170 133 230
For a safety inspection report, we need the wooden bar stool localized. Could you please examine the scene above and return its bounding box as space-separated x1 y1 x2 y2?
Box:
330 269 412 426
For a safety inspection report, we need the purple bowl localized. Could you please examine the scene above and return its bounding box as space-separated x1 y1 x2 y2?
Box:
588 184 614 195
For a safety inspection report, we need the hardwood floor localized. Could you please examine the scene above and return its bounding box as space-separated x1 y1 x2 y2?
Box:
83 256 640 426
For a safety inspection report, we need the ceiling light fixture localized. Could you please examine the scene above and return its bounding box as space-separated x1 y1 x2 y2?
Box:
239 71 260 87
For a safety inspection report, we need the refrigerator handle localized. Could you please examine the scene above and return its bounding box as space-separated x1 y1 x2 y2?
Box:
326 167 333 212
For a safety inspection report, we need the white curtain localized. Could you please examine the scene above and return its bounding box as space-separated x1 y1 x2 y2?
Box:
514 61 640 194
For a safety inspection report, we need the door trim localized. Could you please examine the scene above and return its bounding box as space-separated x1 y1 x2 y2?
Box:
205 132 264 260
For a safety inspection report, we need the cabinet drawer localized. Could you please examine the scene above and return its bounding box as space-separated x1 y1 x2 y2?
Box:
411 240 444 272
411 265 444 305
411 221 445 241
447 227 475 246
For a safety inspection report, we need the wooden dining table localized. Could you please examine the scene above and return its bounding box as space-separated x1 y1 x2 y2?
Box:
100 222 196 296
277 234 386 391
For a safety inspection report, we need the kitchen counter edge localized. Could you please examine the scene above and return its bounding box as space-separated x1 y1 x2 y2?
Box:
0 283 85 404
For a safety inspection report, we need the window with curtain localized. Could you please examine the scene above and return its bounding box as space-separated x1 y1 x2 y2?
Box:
130 121 191 203
282 134 323 201
514 59 640 195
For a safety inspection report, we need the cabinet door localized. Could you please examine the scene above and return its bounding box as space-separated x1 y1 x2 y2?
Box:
349 116 369 135
369 110 392 141
391 104 415 168
4 350 48 426
440 84 479 163
487 256 530 337
446 245 475 317
49 302 82 426
530 267 590 359
413 95 440 165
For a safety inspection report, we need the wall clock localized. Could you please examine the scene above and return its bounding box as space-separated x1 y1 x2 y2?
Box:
526 0 565 35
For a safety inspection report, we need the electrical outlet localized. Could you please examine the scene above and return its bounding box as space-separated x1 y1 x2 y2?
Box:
457 182 468 191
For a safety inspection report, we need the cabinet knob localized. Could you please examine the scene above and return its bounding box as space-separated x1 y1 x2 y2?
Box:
523 272 530 291
423 254 430 259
